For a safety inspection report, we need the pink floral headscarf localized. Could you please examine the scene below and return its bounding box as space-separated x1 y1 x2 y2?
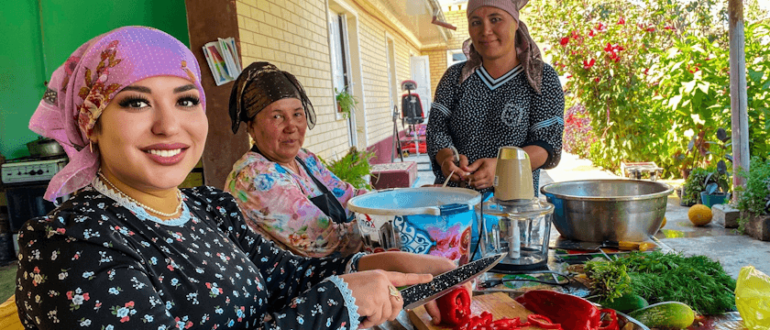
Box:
29 26 206 201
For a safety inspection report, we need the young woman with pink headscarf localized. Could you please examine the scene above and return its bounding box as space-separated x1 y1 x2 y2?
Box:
427 0 565 195
16 26 455 330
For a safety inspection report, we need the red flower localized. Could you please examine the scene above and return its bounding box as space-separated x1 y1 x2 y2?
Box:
566 75 573 79
647 27 656 32
571 30 580 39
664 25 676 31
588 29 596 37
643 68 650 75
595 77 601 82
595 22 606 31
618 17 626 25
560 37 569 46
583 58 596 69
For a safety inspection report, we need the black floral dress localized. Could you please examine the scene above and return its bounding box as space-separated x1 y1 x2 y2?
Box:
427 63 565 195
15 185 362 330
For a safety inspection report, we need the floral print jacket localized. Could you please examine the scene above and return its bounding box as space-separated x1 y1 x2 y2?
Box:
225 149 366 258
16 186 362 330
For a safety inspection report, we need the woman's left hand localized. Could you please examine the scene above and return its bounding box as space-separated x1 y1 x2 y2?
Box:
464 158 497 190
357 252 466 324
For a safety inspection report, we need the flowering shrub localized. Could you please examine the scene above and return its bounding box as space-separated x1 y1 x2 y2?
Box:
562 104 595 158
525 0 769 177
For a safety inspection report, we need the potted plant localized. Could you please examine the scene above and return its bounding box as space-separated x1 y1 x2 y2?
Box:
700 160 731 207
734 157 770 240
679 127 732 206
681 167 709 206
335 88 358 119
319 147 374 190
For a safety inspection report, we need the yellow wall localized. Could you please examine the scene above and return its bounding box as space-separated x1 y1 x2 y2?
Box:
236 0 349 159
235 0 427 159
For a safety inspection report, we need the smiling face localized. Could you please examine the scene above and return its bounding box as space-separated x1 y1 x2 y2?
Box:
468 6 519 63
248 98 306 165
91 76 207 192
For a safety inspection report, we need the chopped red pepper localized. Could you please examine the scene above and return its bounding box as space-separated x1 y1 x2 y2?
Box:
438 288 472 326
598 309 618 330
515 290 618 330
527 314 563 329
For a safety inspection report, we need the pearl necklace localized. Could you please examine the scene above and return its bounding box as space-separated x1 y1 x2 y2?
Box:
97 171 184 217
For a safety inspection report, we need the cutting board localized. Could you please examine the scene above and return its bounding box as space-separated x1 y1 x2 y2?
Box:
407 292 547 330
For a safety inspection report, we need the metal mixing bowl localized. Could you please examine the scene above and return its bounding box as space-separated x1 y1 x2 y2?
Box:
540 179 673 242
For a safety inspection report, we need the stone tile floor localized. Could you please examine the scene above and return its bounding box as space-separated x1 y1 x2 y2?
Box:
401 151 770 278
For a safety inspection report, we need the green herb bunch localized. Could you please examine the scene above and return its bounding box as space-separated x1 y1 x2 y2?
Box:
319 147 374 190
585 258 633 302
735 157 770 229
617 251 736 315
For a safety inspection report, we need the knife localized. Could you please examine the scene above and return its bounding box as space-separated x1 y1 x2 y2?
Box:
400 253 506 310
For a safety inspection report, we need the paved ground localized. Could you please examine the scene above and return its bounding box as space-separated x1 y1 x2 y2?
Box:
401 151 770 278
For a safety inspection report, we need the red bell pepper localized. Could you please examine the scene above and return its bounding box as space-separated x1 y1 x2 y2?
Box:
438 288 472 326
527 314 563 329
515 290 618 330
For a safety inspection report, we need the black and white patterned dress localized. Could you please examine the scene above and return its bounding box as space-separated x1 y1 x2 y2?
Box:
16 185 363 330
427 62 565 195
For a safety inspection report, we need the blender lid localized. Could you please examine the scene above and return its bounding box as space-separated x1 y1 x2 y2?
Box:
477 197 554 217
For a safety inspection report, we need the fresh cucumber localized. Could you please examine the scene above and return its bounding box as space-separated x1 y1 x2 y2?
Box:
600 293 648 313
629 301 695 329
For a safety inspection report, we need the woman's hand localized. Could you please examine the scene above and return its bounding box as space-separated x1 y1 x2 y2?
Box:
436 148 469 182
464 158 498 190
357 252 463 324
341 270 433 329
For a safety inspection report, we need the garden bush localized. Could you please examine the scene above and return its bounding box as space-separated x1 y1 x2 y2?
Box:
526 0 769 178
563 103 595 158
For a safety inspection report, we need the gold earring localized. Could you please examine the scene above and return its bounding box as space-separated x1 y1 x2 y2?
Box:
90 141 94 153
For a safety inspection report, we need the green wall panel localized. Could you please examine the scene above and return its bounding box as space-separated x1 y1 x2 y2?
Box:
0 1 47 159
0 0 189 159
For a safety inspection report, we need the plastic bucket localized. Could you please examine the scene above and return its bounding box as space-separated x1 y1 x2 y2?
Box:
348 187 481 265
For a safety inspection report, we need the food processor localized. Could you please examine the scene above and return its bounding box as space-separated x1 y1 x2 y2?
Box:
477 146 555 272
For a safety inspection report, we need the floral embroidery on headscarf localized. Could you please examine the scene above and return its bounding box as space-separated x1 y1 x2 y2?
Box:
76 40 123 139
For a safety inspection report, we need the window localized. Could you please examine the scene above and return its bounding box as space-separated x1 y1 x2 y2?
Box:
329 13 350 99
446 49 466 67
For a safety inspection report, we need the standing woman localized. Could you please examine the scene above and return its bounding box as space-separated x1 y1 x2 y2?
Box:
427 0 565 195
16 26 454 330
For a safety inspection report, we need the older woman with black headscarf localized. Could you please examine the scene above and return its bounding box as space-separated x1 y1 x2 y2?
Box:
427 0 565 195
226 62 366 258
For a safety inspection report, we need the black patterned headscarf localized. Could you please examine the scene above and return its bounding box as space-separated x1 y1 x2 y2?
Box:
229 62 316 133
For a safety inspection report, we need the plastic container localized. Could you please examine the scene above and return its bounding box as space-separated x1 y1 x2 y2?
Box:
348 187 481 265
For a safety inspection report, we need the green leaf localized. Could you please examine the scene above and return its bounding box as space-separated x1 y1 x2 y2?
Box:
669 94 683 110
748 69 764 84
683 80 697 94
698 82 711 94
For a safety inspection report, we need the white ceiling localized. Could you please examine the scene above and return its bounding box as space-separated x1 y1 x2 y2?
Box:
377 0 453 47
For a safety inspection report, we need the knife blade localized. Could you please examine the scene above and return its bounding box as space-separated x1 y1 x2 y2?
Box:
400 253 506 310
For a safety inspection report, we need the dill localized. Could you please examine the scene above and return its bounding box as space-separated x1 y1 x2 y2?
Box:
586 251 736 315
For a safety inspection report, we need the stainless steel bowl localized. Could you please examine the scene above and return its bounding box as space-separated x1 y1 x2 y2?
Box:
540 179 673 242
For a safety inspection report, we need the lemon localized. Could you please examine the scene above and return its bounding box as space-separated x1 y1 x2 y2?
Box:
688 204 712 226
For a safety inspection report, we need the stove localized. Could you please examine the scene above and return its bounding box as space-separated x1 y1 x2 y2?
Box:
2 155 68 234
1 156 67 185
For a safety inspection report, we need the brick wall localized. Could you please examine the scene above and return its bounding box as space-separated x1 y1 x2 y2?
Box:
235 0 349 159
235 0 424 160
